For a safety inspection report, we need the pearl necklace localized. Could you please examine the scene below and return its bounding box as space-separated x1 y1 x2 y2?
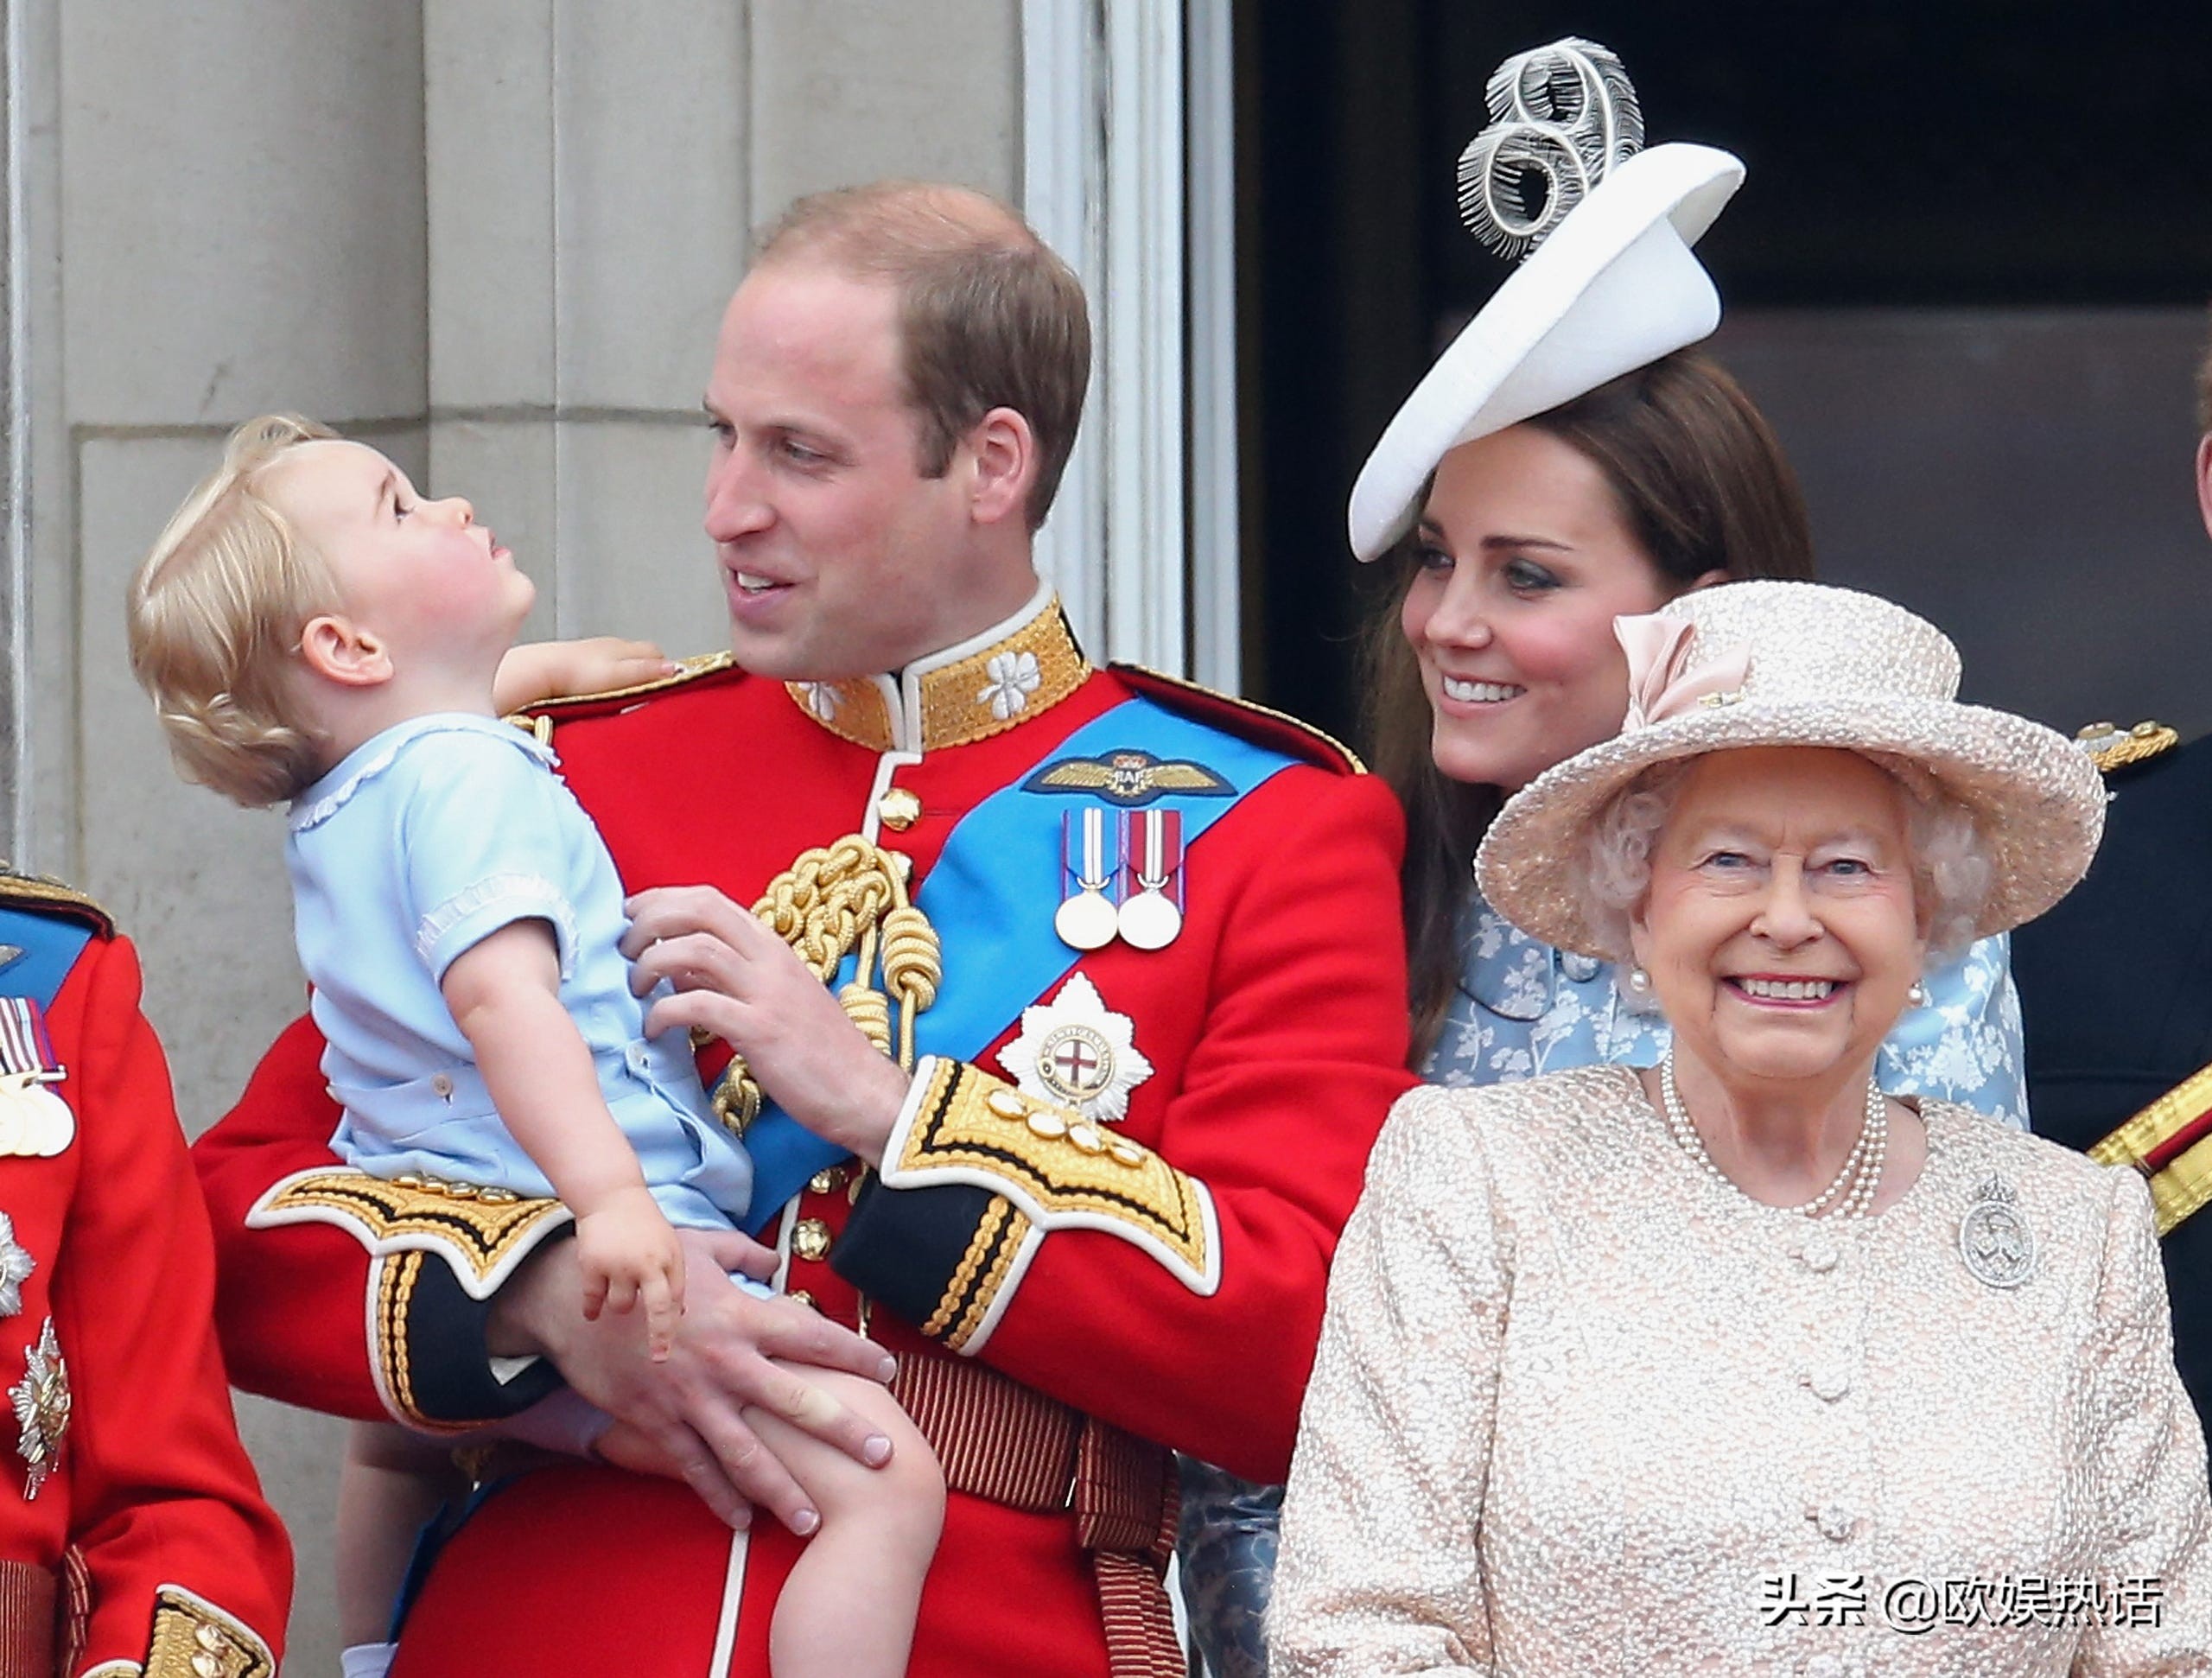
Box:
1657 1050 1887 1219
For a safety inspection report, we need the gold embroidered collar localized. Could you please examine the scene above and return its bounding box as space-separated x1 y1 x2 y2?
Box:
785 583 1090 753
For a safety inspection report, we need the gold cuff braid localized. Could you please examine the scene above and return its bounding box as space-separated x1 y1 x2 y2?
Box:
889 1061 1217 1293
143 1586 274 1678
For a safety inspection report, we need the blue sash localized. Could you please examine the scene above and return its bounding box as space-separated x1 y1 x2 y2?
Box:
0 906 93 1007
741 696 1300 1230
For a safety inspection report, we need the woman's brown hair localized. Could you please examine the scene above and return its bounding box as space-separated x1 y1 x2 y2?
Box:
1363 348 1817 1064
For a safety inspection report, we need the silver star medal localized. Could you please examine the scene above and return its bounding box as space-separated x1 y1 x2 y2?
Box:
1959 1174 2037 1289
0 1213 32 1319
11 1318 67 1499
997 972 1154 1122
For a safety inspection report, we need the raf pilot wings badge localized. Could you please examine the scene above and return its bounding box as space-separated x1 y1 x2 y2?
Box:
1021 748 1234 808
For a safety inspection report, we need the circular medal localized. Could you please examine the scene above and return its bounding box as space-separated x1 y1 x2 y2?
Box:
1054 889 1119 951
16 1086 71 1158
1116 889 1183 951
0 1102 25 1157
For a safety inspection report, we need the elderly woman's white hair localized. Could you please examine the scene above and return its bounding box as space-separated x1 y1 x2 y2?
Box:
1578 750 1995 974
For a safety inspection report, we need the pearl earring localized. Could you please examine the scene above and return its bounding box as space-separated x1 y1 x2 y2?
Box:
1624 964 1654 1000
1906 978 1930 1008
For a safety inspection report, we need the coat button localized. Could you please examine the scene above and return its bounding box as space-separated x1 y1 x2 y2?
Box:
808 1166 852 1195
987 1089 1027 1120
430 1072 454 1099
1799 1233 1840 1273
1025 1109 1069 1140
877 788 924 831
792 1218 833 1262
1067 1122 1108 1155
1811 1504 1856 1541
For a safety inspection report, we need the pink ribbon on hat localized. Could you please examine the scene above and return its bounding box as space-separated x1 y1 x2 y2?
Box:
1617 611 1751 730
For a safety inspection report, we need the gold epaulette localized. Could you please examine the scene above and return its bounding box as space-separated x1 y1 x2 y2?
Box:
2090 1061 2212 1236
508 649 739 721
2075 719 2181 775
1109 663 1367 775
0 870 113 938
502 651 741 748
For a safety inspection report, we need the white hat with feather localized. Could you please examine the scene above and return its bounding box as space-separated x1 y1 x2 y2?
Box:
1348 38 1745 562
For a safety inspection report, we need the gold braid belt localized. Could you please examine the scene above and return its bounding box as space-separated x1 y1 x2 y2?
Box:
709 835 943 1136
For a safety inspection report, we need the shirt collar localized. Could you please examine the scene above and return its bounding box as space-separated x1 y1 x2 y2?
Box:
782 577 1090 753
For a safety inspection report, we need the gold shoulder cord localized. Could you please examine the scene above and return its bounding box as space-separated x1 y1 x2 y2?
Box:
710 836 943 1135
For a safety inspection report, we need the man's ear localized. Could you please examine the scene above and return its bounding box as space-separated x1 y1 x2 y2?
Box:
298 613 393 688
2196 432 2212 545
965 406 1039 530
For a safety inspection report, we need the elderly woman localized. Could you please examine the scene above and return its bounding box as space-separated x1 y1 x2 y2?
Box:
1268 580 2211 1676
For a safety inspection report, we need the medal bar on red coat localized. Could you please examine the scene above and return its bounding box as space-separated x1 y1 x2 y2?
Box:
1116 810 1184 950
1054 805 1122 951
0 998 72 1158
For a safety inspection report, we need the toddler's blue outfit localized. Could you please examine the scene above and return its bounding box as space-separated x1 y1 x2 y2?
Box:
289 714 753 1230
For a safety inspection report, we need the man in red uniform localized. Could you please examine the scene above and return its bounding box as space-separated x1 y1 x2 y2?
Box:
0 873 290 1675
194 181 1413 1676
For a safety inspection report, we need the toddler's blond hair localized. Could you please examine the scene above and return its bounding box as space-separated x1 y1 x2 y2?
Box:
126 414 342 807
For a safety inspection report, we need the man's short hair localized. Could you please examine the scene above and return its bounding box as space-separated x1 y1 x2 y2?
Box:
2197 300 2212 435
755 182 1091 531
126 415 341 808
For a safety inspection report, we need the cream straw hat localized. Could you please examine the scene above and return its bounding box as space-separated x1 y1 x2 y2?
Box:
1350 38 1742 561
1473 581 2108 957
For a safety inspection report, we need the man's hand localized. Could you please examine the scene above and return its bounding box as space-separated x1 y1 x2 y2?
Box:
573 1187 686 1361
493 637 677 713
489 1228 899 1533
621 886 912 1166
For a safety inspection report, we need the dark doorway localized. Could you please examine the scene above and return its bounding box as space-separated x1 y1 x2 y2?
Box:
1235 3 2212 747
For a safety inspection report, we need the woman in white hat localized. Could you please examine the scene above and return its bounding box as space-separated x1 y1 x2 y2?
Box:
1269 579 2210 1674
1177 41 2028 1676
1350 38 2023 1114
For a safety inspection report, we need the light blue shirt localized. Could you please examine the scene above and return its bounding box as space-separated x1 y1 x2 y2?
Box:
1421 891 2029 1128
288 714 753 1228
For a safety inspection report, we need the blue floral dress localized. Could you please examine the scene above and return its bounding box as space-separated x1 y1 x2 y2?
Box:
1175 894 2027 1676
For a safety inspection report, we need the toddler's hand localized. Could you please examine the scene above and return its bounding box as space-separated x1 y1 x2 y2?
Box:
575 1188 686 1361
496 637 677 710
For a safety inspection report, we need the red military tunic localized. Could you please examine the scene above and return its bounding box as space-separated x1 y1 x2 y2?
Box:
0 876 289 1677
194 594 1413 1676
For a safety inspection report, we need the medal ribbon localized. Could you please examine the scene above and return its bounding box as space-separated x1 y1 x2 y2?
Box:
0 999 59 1081
740 696 1301 1230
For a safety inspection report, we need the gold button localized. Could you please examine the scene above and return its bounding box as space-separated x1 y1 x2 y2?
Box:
1068 1122 1107 1155
191 1654 222 1678
792 1218 833 1262
443 1181 479 1200
809 1165 852 1195
1025 1109 1069 1140
878 787 923 830
195 1626 226 1652
480 1187 518 1205
987 1089 1027 1120
787 1290 816 1311
1107 1137 1146 1167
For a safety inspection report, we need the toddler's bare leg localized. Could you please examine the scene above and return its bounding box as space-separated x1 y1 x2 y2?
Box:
753 1364 944 1678
337 1421 467 1649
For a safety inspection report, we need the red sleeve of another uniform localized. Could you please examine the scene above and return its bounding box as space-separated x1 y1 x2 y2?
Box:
52 936 292 1674
842 768 1416 1484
